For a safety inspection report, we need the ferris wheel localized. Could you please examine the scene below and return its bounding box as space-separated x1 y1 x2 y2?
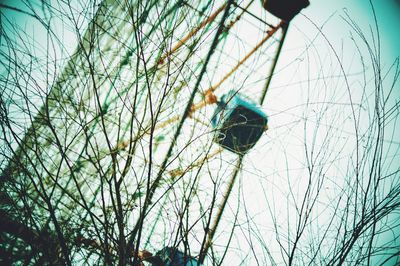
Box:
2 0 399 265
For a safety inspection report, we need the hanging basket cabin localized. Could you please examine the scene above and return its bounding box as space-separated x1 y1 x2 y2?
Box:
212 91 268 155
263 0 310 21
148 247 199 266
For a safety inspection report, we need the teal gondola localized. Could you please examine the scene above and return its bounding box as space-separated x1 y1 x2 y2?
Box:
211 91 268 155
147 247 198 266
262 0 310 22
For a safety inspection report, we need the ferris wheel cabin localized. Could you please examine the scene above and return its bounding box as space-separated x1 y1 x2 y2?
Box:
211 91 268 155
263 0 310 21
147 247 199 266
